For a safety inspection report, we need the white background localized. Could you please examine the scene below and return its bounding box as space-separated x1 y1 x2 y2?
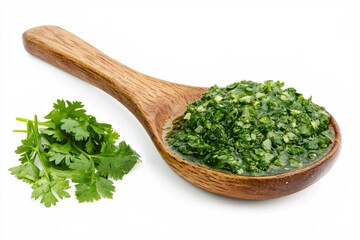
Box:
1 1 359 239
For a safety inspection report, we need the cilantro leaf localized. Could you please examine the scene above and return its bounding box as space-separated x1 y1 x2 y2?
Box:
68 154 91 171
47 142 75 166
60 118 90 140
96 141 140 180
74 174 114 202
31 178 58 207
31 176 70 208
51 178 72 200
41 128 65 142
75 180 101 203
45 99 86 125
95 176 115 199
85 139 95 154
14 131 38 164
9 162 40 184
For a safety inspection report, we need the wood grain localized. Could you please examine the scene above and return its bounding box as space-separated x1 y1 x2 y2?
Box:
23 25 341 199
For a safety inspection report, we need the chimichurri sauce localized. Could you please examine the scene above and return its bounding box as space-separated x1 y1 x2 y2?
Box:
165 80 333 176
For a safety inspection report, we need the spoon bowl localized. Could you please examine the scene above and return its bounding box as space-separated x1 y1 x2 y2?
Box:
23 26 341 200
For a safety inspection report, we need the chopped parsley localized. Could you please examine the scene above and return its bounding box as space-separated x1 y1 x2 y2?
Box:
166 80 333 176
9 100 140 207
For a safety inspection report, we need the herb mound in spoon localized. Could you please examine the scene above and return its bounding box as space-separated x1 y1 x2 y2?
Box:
166 80 333 176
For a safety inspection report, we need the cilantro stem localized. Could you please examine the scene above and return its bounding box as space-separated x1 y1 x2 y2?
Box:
16 117 51 126
15 117 30 122
31 115 52 181
13 130 27 133
49 168 78 178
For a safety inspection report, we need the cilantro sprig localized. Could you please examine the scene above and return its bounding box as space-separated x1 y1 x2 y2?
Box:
9 100 140 207
166 80 333 176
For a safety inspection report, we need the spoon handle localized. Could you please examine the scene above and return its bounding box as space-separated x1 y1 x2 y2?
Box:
23 25 172 124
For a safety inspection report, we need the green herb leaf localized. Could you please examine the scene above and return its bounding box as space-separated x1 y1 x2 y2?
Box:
60 118 90 140
9 162 40 184
96 141 140 180
74 174 115 202
31 176 70 208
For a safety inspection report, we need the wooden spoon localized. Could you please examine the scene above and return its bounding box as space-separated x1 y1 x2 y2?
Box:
22 25 341 200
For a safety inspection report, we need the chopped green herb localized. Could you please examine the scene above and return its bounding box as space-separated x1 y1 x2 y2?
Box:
9 100 140 207
166 80 333 176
